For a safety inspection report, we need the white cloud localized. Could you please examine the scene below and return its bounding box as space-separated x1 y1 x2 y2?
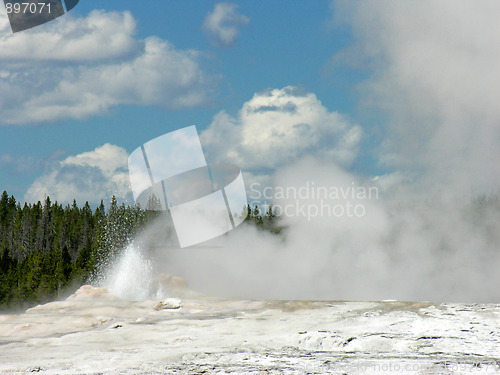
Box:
201 86 362 172
333 1 500 194
203 2 249 47
0 9 140 61
0 9 213 124
24 143 130 204
21 86 361 206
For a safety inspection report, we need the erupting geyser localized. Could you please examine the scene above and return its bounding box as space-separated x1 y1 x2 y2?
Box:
103 243 154 300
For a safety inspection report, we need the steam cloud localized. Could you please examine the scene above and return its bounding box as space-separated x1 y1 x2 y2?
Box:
102 2 500 304
101 155 499 303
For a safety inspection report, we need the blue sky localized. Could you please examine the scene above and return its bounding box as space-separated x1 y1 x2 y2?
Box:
1 1 499 205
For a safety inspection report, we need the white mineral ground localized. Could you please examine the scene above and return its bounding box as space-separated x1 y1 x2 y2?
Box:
1 285 499 374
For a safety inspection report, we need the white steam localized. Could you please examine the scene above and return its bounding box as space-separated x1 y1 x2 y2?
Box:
99 3 500 304
100 156 499 303
153 158 498 303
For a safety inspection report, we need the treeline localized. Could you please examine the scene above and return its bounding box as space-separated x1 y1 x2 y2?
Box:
0 192 153 309
243 203 284 234
0 192 282 310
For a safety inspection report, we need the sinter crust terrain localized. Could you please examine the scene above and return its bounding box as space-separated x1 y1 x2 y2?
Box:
0 285 499 374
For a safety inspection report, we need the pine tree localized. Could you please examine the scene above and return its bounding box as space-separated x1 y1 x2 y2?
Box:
265 204 275 221
0 191 286 309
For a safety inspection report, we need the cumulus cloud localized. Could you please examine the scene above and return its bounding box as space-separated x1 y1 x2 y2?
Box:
0 9 213 125
201 86 362 174
0 9 140 61
203 2 249 47
333 1 500 194
24 143 130 204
